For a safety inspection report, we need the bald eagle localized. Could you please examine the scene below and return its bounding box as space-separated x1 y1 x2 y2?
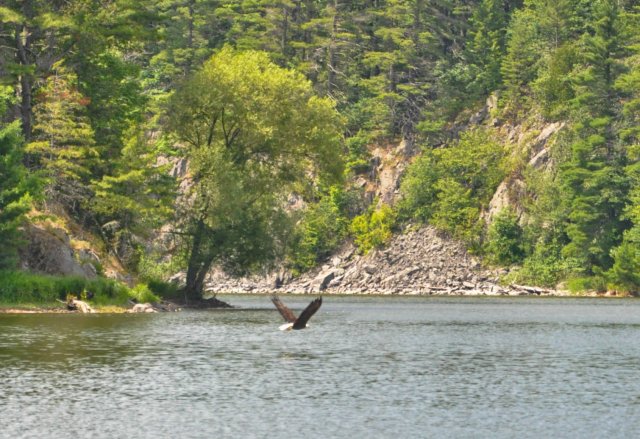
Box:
271 295 322 330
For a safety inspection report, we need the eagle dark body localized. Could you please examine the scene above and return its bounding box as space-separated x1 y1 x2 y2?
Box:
271 295 322 330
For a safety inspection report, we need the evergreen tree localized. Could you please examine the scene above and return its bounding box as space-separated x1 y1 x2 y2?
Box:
26 62 97 207
464 0 507 97
0 0 76 139
609 5 640 290
560 0 629 272
0 86 38 269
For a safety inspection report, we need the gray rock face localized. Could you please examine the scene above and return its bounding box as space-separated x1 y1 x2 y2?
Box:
21 225 97 279
201 226 561 296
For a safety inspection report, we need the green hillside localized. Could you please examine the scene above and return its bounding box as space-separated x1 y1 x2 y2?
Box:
1 0 639 298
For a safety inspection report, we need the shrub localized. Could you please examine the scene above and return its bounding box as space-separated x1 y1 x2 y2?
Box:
147 278 180 298
129 283 160 303
485 208 524 265
350 203 396 254
398 129 507 241
287 187 349 274
566 276 607 294
607 240 640 293
345 132 372 174
505 251 583 288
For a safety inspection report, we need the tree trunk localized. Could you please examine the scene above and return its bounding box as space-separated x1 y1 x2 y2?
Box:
16 24 32 140
184 218 215 301
185 0 195 74
327 0 339 96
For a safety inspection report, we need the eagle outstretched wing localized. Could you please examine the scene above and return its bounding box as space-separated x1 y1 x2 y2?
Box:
271 295 297 323
292 297 322 329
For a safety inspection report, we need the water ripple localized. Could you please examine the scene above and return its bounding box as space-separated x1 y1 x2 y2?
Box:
2 296 640 438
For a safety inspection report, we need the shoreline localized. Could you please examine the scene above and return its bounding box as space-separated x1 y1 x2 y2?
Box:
1 289 633 314
206 287 631 298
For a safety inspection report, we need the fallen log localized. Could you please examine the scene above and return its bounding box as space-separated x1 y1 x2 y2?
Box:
128 303 157 313
67 299 95 313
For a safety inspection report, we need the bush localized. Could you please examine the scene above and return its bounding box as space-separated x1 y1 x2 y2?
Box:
345 132 372 174
287 187 349 274
566 276 607 294
137 250 186 283
398 129 507 241
129 283 160 303
147 278 180 298
505 251 583 288
429 178 481 243
607 240 640 293
485 208 524 265
350 203 396 254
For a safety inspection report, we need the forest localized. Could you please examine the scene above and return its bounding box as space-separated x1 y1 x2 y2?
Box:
1 0 639 302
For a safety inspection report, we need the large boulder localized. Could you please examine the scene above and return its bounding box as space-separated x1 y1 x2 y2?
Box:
21 224 97 278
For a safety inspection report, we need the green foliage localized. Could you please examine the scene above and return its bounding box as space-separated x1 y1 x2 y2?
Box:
26 62 98 203
485 209 525 265
532 43 579 118
501 8 541 112
1 0 640 293
566 276 607 294
398 129 507 241
0 87 39 269
464 0 508 98
430 178 482 243
288 186 349 275
559 0 630 273
608 8 640 293
168 48 344 296
90 124 175 234
146 279 180 298
129 283 161 304
345 132 372 174
506 245 584 288
608 240 640 292
0 270 131 305
350 203 396 254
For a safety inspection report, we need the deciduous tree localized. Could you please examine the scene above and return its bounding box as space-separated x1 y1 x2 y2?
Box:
168 48 343 299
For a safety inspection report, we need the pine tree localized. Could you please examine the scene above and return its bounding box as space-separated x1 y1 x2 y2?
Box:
464 0 507 97
0 86 38 269
560 0 629 272
609 5 640 290
91 124 175 236
26 62 97 207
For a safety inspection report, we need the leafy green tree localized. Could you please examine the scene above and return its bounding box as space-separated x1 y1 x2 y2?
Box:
464 0 508 97
501 8 542 112
0 1 76 139
90 125 176 236
168 48 344 298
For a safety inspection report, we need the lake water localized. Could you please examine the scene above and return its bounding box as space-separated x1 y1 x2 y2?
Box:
1 295 640 438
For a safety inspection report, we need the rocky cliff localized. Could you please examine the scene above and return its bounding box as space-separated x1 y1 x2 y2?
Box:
202 225 559 296
199 102 569 297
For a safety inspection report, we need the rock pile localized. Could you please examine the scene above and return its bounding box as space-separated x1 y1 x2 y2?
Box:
202 226 561 296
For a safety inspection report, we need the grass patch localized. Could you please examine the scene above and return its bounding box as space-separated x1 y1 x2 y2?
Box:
0 270 132 306
146 278 180 298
